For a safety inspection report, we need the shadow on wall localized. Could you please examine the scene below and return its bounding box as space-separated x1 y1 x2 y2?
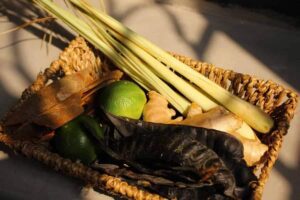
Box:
108 0 300 91
0 0 74 50
274 157 300 200
0 84 17 119
207 0 300 20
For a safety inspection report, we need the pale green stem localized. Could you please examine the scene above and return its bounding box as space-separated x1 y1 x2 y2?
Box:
69 0 273 133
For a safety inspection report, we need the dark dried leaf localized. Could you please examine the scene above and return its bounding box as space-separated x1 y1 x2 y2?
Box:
99 112 257 199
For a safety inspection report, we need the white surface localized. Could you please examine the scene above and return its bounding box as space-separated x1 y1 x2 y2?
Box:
0 0 299 199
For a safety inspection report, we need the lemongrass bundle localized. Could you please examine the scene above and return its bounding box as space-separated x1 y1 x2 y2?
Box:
32 0 273 133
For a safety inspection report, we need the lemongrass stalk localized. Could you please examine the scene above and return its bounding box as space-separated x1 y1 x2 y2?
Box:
69 0 273 133
74 0 216 111
34 0 147 90
84 17 190 112
109 30 218 111
105 28 258 137
33 0 190 113
86 16 190 112
80 12 150 85
88 11 258 140
76 11 151 90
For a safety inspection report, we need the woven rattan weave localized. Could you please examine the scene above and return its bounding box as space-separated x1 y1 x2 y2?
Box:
0 37 297 200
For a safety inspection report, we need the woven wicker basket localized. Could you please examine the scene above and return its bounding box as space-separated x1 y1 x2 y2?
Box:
0 37 297 200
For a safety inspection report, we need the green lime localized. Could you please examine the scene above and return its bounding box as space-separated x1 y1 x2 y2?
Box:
98 80 146 119
79 115 105 142
53 115 99 164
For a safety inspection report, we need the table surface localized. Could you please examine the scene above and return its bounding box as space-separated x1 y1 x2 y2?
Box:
0 0 299 199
